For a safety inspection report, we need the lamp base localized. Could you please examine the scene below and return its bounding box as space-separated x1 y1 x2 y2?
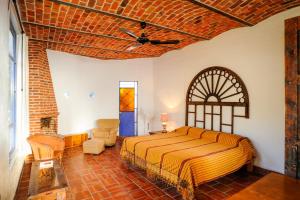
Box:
162 124 167 133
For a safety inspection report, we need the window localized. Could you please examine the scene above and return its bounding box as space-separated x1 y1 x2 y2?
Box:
9 21 17 162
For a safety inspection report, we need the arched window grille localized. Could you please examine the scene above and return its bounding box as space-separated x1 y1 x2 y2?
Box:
185 66 249 133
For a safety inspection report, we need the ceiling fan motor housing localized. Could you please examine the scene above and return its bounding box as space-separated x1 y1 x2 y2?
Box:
141 21 147 29
120 21 180 46
137 36 149 44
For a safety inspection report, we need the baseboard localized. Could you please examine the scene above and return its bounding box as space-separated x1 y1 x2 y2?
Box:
253 165 272 176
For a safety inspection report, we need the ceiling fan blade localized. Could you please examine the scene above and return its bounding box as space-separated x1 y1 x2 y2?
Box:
126 43 143 51
119 28 139 39
150 40 180 45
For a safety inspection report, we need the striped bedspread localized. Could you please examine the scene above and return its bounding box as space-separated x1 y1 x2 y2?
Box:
120 126 255 200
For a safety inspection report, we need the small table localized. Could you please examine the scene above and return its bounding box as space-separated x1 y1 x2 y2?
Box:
28 160 68 200
149 130 168 135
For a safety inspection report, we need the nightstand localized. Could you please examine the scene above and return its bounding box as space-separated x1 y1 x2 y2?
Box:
149 130 168 135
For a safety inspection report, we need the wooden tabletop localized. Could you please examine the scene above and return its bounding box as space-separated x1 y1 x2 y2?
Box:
149 131 168 135
28 160 68 196
228 172 300 200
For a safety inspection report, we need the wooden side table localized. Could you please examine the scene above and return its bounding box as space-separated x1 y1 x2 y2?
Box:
149 130 168 135
28 160 68 200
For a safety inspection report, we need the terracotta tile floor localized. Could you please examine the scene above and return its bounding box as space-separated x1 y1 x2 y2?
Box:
15 141 265 200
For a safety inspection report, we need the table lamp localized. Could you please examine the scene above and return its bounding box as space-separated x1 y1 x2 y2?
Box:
160 113 169 133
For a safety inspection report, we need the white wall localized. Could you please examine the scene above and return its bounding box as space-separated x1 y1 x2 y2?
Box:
0 1 29 199
48 51 154 136
152 7 300 173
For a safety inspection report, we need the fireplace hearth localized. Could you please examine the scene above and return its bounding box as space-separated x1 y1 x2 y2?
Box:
40 117 56 134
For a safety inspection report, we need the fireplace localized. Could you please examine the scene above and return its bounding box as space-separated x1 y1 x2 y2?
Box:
40 116 57 135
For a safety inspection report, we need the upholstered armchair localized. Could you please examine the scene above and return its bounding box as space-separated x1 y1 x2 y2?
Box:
27 134 65 163
92 119 120 146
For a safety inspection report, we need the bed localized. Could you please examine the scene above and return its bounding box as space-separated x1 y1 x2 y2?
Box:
121 67 254 199
120 126 255 200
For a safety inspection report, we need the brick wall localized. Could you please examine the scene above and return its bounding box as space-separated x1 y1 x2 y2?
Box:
28 40 58 135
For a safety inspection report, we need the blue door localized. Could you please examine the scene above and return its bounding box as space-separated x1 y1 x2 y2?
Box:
119 112 135 136
119 87 136 136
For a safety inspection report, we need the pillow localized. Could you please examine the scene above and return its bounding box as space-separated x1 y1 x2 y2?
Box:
187 127 205 138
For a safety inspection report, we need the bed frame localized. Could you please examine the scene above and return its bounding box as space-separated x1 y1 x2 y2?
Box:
185 66 249 133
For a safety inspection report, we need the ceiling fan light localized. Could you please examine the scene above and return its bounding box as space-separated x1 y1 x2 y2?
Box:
126 46 137 51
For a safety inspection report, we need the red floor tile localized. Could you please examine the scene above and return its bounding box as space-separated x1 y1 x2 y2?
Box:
91 189 111 199
15 141 265 200
212 183 232 193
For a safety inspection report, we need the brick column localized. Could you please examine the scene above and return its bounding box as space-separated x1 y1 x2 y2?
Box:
28 40 58 135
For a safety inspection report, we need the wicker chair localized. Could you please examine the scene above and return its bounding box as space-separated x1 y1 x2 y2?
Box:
27 134 65 163
92 119 120 146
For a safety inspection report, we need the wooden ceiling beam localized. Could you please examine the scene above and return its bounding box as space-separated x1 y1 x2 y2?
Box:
187 0 254 26
29 38 157 57
50 0 208 40
22 21 177 50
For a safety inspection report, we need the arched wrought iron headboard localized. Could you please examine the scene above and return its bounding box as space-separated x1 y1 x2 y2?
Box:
185 66 249 133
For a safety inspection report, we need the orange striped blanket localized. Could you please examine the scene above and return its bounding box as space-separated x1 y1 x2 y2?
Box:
120 126 255 200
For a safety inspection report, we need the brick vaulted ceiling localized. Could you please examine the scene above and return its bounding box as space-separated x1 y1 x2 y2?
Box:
17 0 300 60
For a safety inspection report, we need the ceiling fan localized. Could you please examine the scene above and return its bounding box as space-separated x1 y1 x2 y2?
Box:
120 21 180 51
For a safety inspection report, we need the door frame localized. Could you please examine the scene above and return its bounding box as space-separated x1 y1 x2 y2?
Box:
119 81 138 136
285 16 300 178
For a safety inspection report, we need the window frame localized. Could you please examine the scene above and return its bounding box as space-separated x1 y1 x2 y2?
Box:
8 1 23 166
8 20 18 163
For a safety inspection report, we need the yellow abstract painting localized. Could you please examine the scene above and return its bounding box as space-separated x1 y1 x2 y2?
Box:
120 88 135 112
